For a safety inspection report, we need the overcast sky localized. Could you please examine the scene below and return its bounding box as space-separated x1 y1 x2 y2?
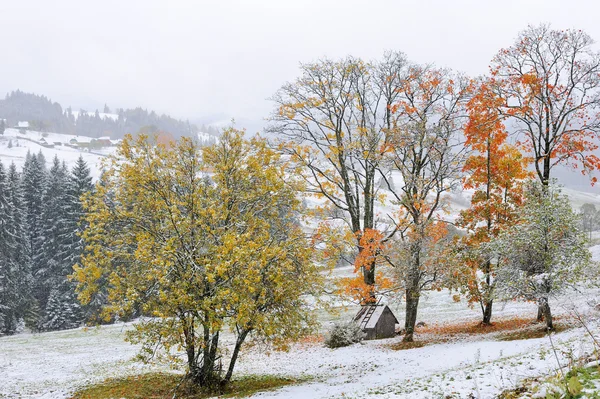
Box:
2 0 600 131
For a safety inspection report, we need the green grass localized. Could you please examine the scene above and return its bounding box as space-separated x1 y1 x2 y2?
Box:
70 372 309 399
498 364 600 399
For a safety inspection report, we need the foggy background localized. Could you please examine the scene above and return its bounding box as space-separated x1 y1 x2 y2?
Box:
0 0 599 190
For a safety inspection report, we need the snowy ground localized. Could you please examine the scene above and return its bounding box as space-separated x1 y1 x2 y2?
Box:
2 246 600 399
0 128 114 179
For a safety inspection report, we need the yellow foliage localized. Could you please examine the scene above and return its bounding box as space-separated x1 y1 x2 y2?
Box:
72 129 323 384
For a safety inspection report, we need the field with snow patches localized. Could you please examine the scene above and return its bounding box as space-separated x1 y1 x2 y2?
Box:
1 246 599 399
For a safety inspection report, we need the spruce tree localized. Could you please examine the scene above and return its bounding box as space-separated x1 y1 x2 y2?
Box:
21 151 47 328
0 161 18 334
7 162 32 332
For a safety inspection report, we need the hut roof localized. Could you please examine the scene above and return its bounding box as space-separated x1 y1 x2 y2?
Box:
354 304 398 329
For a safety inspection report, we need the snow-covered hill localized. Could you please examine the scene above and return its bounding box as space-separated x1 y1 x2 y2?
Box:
0 128 219 179
0 128 115 179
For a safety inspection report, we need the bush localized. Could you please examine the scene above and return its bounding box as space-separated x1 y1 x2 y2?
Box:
324 321 365 348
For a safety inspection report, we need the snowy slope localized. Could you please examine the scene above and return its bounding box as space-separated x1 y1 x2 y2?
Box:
0 128 115 179
0 128 219 179
1 270 599 398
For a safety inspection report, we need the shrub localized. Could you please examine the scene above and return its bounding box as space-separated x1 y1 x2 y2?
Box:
324 321 365 348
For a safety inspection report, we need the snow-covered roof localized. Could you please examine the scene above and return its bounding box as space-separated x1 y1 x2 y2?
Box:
354 305 398 330
17 121 29 128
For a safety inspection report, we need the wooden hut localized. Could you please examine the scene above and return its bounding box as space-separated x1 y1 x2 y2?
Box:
353 304 398 340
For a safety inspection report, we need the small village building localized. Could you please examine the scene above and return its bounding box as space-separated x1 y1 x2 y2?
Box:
16 121 29 133
353 304 398 340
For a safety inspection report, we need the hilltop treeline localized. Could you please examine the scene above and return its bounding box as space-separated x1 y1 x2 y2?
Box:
0 90 216 139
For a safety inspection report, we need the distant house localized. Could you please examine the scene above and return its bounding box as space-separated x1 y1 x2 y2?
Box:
39 138 47 144
353 304 398 340
97 136 112 147
16 121 29 133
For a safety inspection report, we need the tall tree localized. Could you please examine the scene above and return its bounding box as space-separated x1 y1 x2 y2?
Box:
384 65 470 341
451 79 530 324
491 24 600 321
491 24 600 186
38 156 83 330
269 52 409 297
0 162 30 334
73 130 322 391
0 161 17 333
21 151 47 327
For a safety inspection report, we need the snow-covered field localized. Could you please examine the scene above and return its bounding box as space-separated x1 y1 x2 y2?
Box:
0 128 115 179
1 129 599 398
0 128 218 180
2 246 599 399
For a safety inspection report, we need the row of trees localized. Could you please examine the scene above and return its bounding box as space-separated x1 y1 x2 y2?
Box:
0 90 209 139
269 24 600 341
0 153 93 334
45 23 599 393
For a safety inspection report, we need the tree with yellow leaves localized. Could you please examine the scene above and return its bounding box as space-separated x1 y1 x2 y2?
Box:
269 52 409 300
72 128 322 391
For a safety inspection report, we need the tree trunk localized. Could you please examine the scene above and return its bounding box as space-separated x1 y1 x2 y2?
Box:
403 287 420 342
539 297 553 330
482 299 493 325
363 258 376 302
536 305 544 322
223 329 250 384
187 324 222 391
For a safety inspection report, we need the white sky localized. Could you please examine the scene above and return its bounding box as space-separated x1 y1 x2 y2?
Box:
1 0 600 131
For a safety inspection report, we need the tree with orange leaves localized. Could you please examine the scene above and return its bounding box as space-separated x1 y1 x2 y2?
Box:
489 24 600 322
451 79 531 325
490 24 600 187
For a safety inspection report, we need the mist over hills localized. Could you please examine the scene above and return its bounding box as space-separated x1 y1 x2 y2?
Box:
0 90 221 140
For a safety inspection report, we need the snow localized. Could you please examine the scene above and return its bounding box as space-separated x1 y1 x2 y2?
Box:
2 255 599 399
1 129 598 398
0 128 116 179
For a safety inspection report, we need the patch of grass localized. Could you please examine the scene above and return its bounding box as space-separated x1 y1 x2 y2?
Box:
70 372 308 399
420 317 539 336
389 340 427 351
498 364 600 398
497 323 570 341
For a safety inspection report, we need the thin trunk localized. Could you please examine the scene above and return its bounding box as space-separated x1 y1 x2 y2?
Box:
539 297 553 330
223 329 250 383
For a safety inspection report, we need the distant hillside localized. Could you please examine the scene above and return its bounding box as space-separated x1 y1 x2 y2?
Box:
0 90 219 140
